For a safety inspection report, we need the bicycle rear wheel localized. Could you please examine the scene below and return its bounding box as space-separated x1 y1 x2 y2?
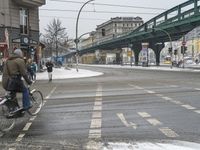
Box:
28 90 43 116
0 103 15 132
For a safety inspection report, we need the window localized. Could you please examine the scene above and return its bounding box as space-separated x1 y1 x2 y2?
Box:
20 8 29 34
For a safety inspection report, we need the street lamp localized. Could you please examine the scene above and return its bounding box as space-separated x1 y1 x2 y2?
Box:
153 27 173 68
75 0 95 72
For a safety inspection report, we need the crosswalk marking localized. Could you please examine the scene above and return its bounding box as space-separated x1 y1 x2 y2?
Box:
138 112 151 118
159 127 179 138
194 110 200 114
145 90 156 94
181 104 196 110
146 118 162 126
162 97 172 101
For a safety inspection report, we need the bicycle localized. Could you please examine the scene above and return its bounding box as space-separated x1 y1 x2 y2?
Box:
0 85 43 134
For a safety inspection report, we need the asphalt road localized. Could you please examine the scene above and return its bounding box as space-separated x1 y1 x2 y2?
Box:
1 66 200 149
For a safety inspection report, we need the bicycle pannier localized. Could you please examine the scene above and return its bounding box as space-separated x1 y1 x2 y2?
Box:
6 76 23 92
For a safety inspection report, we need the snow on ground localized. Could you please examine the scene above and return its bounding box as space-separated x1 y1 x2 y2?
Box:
0 67 103 81
36 67 103 80
101 141 200 150
81 64 200 72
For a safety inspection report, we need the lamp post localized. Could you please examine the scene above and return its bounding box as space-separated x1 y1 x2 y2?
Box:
153 27 173 68
74 0 94 72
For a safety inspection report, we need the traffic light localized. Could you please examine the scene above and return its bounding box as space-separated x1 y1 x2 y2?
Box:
168 47 172 53
181 46 187 54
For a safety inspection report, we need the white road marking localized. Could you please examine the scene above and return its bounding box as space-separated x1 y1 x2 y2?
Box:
15 134 25 142
169 85 178 88
29 116 37 121
159 127 179 138
128 84 144 90
181 104 196 110
195 88 200 91
156 94 163 97
92 112 101 118
22 122 32 131
117 113 130 127
90 119 102 129
93 106 102 111
146 118 162 126
117 113 137 129
88 84 102 139
129 122 137 129
8 148 16 150
162 97 172 101
194 110 200 114
146 90 156 94
86 140 101 149
13 87 57 145
45 86 57 99
138 112 151 118
170 100 182 105
94 101 102 106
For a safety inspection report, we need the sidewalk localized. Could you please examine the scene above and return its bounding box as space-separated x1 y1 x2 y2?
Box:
81 63 200 72
0 67 103 82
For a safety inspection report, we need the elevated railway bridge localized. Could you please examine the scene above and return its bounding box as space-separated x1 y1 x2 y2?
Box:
78 0 200 65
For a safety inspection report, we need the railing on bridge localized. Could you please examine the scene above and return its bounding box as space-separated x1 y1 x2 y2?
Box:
136 0 200 33
79 0 200 53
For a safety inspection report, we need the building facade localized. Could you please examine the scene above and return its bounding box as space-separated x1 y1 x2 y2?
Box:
95 17 143 43
80 17 143 64
0 0 45 60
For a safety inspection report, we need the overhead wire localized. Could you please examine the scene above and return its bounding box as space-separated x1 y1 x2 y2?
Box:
49 0 167 11
39 8 160 15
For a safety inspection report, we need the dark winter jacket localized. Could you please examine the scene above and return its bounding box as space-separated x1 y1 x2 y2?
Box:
46 62 54 72
2 54 32 90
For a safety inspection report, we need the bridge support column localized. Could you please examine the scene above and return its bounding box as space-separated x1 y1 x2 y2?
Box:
132 43 142 66
149 42 164 66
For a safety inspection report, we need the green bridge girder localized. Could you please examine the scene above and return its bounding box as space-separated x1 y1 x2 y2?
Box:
79 0 200 65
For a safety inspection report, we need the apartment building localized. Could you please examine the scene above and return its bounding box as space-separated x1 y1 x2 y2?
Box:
95 17 143 43
0 0 45 59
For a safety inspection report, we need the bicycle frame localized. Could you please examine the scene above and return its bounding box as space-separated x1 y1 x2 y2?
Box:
0 98 7 105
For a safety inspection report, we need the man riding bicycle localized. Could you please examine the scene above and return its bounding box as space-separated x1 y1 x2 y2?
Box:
2 49 32 117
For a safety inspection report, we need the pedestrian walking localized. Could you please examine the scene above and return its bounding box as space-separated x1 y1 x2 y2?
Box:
30 61 37 81
45 61 54 82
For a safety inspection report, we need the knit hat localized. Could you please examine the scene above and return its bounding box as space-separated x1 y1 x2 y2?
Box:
14 49 23 57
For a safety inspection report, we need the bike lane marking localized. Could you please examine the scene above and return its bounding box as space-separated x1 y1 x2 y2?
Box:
138 112 179 138
117 113 137 129
10 86 57 149
129 84 200 116
87 84 102 149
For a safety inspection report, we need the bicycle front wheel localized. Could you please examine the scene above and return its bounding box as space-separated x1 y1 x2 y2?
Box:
0 104 15 133
28 90 43 116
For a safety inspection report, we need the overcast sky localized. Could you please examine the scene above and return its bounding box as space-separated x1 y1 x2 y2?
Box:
39 0 186 39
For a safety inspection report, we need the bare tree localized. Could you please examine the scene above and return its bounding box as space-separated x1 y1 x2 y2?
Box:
44 18 68 61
